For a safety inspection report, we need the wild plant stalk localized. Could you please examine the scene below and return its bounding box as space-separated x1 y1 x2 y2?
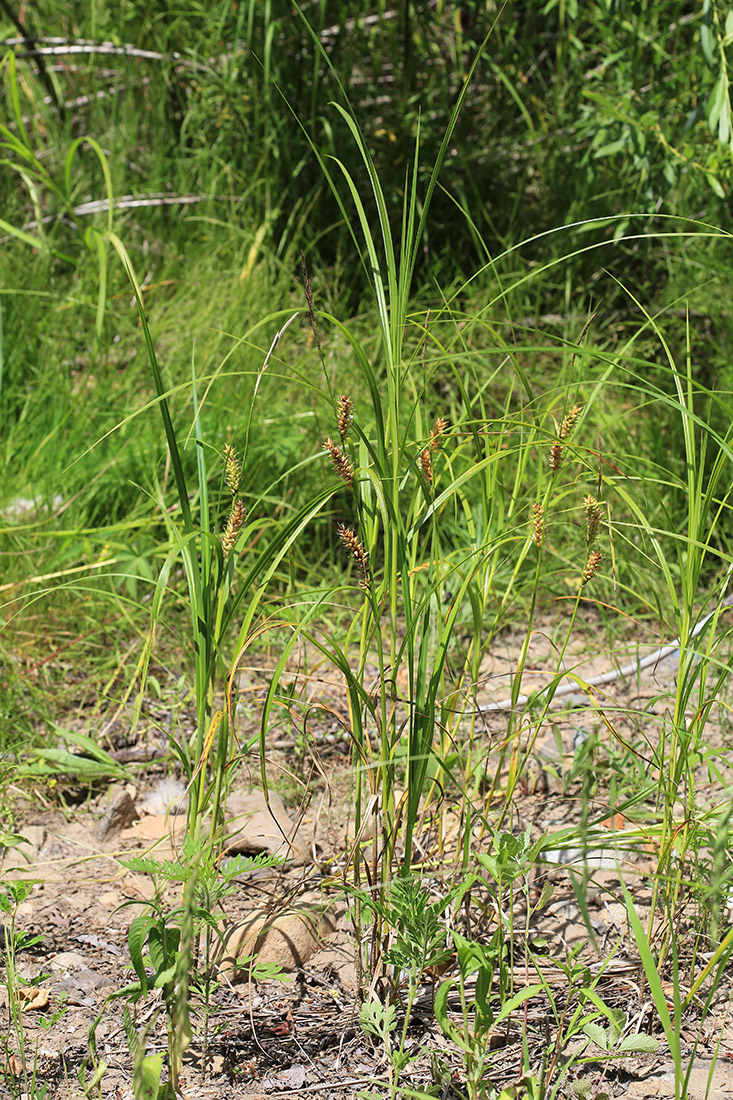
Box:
104 243 335 849
491 405 607 824
280 18 508 940
596 297 733 951
0 882 46 1100
654 334 733 948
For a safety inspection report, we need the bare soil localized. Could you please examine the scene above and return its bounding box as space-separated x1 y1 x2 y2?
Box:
3 614 733 1099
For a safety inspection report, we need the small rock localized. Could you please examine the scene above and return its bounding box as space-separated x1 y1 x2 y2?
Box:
16 825 46 859
223 789 311 865
75 933 122 956
49 951 89 972
263 1063 307 1091
218 891 342 979
120 813 185 846
97 890 121 907
1 495 63 519
97 789 138 839
56 967 114 1004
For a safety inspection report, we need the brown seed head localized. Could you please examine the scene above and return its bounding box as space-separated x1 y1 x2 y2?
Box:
323 438 354 487
531 502 545 548
337 523 370 588
581 549 602 585
430 416 448 453
548 441 564 473
560 404 582 440
223 443 241 494
336 395 354 441
584 494 602 546
222 499 245 557
420 448 433 486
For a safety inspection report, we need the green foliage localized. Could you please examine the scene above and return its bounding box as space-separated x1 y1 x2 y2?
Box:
581 1010 658 1055
2 0 731 310
124 1007 165 1100
82 839 286 1098
434 932 542 1100
355 872 474 1096
476 825 544 892
19 726 129 783
359 997 397 1043
360 873 471 984
0 881 51 1100
2 4 733 1098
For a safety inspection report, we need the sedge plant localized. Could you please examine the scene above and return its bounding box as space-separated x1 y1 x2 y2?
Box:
105 249 336 845
262 9 519 946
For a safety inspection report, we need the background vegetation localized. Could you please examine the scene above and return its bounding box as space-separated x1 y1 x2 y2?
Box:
2 3 733 1095
2 3 732 722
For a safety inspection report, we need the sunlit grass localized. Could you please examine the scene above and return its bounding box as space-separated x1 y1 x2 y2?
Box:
2 4 733 1097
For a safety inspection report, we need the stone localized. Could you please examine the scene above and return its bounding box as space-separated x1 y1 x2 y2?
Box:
217 891 342 978
620 1061 733 1098
49 951 89 972
120 814 185 844
96 789 138 839
56 967 114 1002
223 789 311 866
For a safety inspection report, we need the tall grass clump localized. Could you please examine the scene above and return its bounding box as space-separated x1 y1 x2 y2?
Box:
256 19 504 909
108 257 337 841
249 18 619 989
4 4 733 1096
208 20 733 1024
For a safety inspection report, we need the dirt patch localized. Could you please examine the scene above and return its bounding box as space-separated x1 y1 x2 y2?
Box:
3 614 733 1098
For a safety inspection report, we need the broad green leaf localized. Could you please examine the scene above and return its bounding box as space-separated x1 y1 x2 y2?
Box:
137 1052 164 1100
128 916 155 995
433 980 466 1049
153 963 176 989
25 749 125 781
582 1021 608 1051
146 925 180 976
359 998 396 1040
618 1034 659 1053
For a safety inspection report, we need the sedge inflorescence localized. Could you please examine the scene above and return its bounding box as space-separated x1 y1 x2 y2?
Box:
584 494 602 546
581 495 604 585
222 499 245 557
337 523 370 589
420 415 448 487
336 394 354 442
549 404 582 473
323 437 354 487
582 548 603 585
223 443 241 494
531 502 545 548
221 444 245 557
